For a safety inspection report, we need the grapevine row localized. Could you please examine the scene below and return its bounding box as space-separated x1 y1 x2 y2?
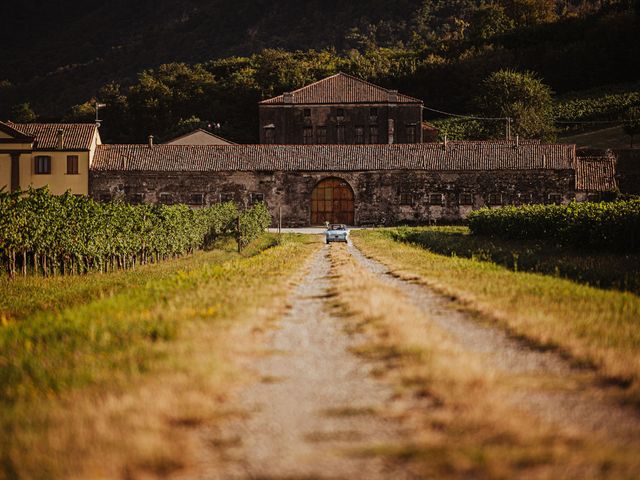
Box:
0 187 271 277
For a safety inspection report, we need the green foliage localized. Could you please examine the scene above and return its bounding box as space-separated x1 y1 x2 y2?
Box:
467 200 640 252
554 82 640 122
0 188 271 277
9 102 37 122
475 69 555 140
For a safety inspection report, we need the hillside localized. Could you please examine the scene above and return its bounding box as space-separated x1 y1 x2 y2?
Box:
1 0 638 139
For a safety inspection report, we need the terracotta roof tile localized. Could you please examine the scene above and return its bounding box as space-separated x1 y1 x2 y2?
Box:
576 157 617 191
260 73 422 105
8 122 98 150
92 142 576 172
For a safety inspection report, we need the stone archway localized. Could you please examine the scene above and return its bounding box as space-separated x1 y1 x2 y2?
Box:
310 178 355 225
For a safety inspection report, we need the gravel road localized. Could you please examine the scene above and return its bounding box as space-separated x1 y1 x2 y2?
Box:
182 245 418 479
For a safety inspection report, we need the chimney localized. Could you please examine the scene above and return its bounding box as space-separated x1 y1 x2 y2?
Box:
148 135 154 148
443 134 448 150
515 135 520 148
283 92 294 104
542 154 547 168
57 129 65 150
388 89 398 103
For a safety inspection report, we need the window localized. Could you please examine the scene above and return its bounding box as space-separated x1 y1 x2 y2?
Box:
514 192 532 205
336 108 345 121
128 193 144 205
158 193 173 205
303 108 311 118
429 193 444 206
459 193 473 205
250 192 265 204
369 107 378 121
406 125 417 143
264 127 275 144
303 127 314 144
369 126 379 144
487 193 503 206
316 126 327 144
99 193 111 203
221 192 234 203
336 125 345 144
587 193 601 203
399 193 413 205
548 193 562 205
189 193 204 205
34 156 51 175
355 126 365 144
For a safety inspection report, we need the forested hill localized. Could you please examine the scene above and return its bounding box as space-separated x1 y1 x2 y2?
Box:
1 0 639 142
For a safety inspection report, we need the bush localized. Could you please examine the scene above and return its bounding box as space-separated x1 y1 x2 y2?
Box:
467 200 640 252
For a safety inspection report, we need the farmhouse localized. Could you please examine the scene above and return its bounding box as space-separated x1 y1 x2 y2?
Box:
0 74 619 226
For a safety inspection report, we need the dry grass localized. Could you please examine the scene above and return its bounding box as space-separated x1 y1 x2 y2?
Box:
352 230 640 404
1 235 320 480
327 243 640 479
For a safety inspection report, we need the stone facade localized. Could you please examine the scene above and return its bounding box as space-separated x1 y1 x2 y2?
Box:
90 168 576 227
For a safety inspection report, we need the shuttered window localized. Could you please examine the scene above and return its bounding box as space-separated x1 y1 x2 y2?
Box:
67 155 79 175
34 156 51 174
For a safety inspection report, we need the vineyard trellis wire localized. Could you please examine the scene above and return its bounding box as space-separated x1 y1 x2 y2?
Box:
0 187 272 277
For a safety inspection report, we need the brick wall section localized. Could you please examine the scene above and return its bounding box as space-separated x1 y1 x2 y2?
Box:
90 169 576 226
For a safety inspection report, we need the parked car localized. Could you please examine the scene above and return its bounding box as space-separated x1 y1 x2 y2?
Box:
325 224 349 243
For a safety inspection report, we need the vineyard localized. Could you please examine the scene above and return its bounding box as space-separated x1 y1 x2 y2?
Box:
0 188 271 277
468 200 640 252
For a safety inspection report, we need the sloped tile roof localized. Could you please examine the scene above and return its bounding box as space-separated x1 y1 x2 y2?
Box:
8 122 98 150
92 142 576 172
575 156 617 191
260 73 422 105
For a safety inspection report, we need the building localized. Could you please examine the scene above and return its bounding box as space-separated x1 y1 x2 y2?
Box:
0 121 101 195
259 73 423 145
165 129 235 145
89 142 614 226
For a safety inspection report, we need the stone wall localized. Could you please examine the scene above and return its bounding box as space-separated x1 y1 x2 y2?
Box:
90 169 576 227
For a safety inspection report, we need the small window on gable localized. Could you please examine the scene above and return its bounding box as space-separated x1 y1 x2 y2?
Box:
34 156 51 175
429 193 444 206
129 193 144 205
487 193 502 206
189 193 204 205
250 192 265 204
67 155 79 175
99 193 112 203
303 127 314 144
316 126 327 144
399 193 413 206
158 193 174 205
220 192 234 203
459 193 473 205
548 193 562 205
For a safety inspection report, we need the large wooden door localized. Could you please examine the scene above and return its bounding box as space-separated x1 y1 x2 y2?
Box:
311 178 355 225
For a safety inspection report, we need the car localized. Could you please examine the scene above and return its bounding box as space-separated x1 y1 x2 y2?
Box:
325 224 349 243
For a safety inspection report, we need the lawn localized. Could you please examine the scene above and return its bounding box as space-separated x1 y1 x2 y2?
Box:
0 233 319 479
352 229 640 404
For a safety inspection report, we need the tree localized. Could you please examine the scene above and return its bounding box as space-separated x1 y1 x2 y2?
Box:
10 102 37 122
623 106 640 148
475 69 555 140
63 101 95 122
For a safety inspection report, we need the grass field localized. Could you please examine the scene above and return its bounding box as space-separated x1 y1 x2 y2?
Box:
0 234 319 479
328 244 640 478
352 230 640 405
388 226 640 294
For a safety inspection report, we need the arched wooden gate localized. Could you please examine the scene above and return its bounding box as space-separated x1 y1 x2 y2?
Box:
311 178 355 225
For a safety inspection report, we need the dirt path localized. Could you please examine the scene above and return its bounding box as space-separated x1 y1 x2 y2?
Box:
180 245 417 480
348 243 640 443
